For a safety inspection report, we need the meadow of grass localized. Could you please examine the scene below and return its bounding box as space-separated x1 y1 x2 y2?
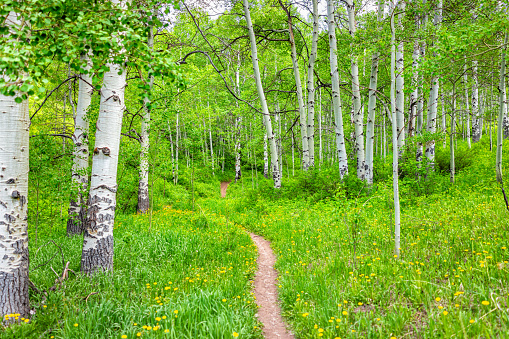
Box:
5 136 509 338
205 142 509 338
5 201 262 339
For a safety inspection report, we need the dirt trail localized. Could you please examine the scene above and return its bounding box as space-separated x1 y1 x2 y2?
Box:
221 181 293 338
220 181 230 198
250 233 294 339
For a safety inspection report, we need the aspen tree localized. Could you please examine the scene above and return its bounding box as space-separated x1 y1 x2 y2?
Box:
81 0 128 274
345 0 365 179
242 0 281 188
0 11 30 319
390 3 401 257
138 24 154 214
395 0 406 155
306 0 319 168
496 33 508 184
472 60 481 143
327 0 348 178
365 0 385 185
424 0 442 166
67 54 93 235
279 0 309 170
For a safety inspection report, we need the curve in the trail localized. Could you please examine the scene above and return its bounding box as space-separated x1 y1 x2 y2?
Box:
250 233 294 339
220 181 230 198
220 181 293 338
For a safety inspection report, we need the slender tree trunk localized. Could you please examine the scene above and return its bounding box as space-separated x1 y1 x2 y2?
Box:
67 54 93 235
472 60 481 142
263 127 269 178
464 63 472 148
137 25 154 214
327 0 348 178
424 0 442 167
390 7 401 257
496 32 508 184
82 1 127 274
174 110 179 185
280 1 309 170
243 0 281 187
345 0 365 179
451 85 456 183
395 0 406 155
365 1 384 185
234 55 242 182
0 14 30 319
416 2 427 165
306 0 319 168
319 88 323 168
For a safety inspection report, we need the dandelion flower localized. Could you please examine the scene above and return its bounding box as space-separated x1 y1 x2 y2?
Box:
481 301 489 306
74 323 78 327
233 332 239 337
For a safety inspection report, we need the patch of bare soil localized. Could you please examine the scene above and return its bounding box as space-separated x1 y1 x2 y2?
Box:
250 233 294 339
220 181 230 198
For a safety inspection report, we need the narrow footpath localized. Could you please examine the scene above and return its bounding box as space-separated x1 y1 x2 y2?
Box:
220 181 294 339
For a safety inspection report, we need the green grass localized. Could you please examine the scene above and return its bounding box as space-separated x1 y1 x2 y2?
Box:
5 205 261 339
204 144 509 338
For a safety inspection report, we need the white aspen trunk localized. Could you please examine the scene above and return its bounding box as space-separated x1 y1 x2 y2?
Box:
285 8 309 170
327 0 348 178
442 94 447 148
319 88 323 168
168 122 175 182
390 6 401 257
383 107 387 159
424 0 442 166
496 33 508 184
416 3 427 165
464 63 472 148
235 116 242 182
0 13 30 319
306 0 319 168
235 55 242 182
207 101 214 172
242 0 281 188
451 84 456 183
472 60 481 143
138 25 154 214
410 10 420 138
263 129 269 178
365 1 384 185
175 110 179 185
504 90 509 139
345 0 365 179
395 0 406 155
82 0 128 274
67 54 93 236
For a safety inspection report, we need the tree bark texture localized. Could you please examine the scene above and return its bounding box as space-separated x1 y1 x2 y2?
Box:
67 54 93 236
497 33 508 184
138 25 154 214
81 0 127 274
472 60 481 143
365 1 384 185
282 1 309 170
306 0 319 168
345 0 365 179
327 0 348 179
243 0 281 188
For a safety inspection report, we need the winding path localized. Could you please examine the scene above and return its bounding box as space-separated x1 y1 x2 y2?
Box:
220 181 294 339
250 233 294 339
